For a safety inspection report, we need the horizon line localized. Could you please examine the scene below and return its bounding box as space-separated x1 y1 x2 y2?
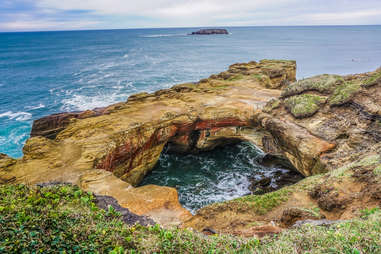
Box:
1 24 381 34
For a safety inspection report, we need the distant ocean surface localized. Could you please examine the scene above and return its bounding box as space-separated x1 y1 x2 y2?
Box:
1 26 381 158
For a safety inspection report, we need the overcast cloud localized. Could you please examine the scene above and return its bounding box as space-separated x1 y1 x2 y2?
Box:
1 0 381 31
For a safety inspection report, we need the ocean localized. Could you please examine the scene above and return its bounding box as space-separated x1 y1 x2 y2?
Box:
1 26 381 209
1 26 381 158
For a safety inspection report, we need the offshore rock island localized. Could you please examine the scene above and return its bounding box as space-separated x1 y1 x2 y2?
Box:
190 28 229 35
1 59 381 238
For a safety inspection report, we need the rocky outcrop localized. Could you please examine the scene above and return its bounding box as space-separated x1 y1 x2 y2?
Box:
190 29 229 35
1 59 380 231
2 60 297 226
183 68 381 234
30 104 124 139
95 195 155 226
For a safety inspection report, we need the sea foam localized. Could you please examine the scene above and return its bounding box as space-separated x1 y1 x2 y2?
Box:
0 111 32 121
25 103 45 110
60 92 130 112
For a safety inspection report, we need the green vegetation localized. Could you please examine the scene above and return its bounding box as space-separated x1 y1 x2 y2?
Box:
1 184 381 253
234 188 291 215
375 165 381 176
299 207 322 218
282 74 343 97
203 187 292 216
0 184 135 253
251 73 272 88
363 71 381 87
327 154 381 179
284 94 327 118
329 81 361 106
263 99 281 113
227 74 244 81
252 73 267 81
256 214 381 253
360 207 380 218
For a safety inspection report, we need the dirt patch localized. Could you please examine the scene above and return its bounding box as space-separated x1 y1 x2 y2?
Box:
233 225 283 238
309 184 349 212
280 207 324 227
352 166 381 204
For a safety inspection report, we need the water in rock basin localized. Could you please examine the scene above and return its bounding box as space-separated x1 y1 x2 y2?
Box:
140 142 297 214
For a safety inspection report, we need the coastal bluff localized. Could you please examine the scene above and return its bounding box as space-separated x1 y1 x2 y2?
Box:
1 59 381 233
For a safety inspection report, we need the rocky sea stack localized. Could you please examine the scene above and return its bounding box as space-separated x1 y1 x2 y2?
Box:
1 60 381 242
190 29 229 35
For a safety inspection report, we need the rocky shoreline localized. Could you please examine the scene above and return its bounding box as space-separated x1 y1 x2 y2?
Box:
1 59 380 236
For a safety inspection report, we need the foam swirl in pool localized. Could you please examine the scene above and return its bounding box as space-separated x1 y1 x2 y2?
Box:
140 142 295 214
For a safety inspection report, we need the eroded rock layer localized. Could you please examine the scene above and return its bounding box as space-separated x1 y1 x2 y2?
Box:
2 60 381 229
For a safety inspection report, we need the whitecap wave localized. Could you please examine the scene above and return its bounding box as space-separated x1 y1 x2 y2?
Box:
60 92 130 112
9 130 28 145
0 111 32 121
0 136 6 145
25 103 45 110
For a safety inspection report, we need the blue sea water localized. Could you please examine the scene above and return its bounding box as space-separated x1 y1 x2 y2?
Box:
1 26 381 158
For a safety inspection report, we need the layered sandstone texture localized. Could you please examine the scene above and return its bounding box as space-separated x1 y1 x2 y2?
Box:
1 60 381 230
184 68 381 235
1 60 296 226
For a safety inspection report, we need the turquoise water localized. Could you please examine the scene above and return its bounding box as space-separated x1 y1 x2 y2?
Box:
140 142 292 213
1 26 381 158
2 26 379 210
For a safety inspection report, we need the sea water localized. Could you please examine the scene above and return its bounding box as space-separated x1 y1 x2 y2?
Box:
1 26 380 209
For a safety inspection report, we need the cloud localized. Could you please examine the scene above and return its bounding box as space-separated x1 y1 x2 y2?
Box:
1 0 381 31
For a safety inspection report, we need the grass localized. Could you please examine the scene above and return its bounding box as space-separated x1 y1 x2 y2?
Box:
284 94 327 118
1 184 381 253
0 184 135 253
237 188 291 215
207 187 293 216
256 214 381 253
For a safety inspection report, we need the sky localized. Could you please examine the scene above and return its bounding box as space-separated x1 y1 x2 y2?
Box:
1 0 381 32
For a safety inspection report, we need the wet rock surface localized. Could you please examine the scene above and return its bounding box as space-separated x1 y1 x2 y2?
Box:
249 155 304 195
190 29 229 35
249 169 304 195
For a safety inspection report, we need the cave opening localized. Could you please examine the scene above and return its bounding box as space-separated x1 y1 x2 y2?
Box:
139 142 304 214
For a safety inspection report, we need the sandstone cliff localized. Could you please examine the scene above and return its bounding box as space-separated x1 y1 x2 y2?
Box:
1 60 380 233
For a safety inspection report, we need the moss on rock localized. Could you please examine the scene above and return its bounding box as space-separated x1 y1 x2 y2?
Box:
329 81 361 106
282 74 344 97
362 70 381 87
285 94 327 118
263 99 281 113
